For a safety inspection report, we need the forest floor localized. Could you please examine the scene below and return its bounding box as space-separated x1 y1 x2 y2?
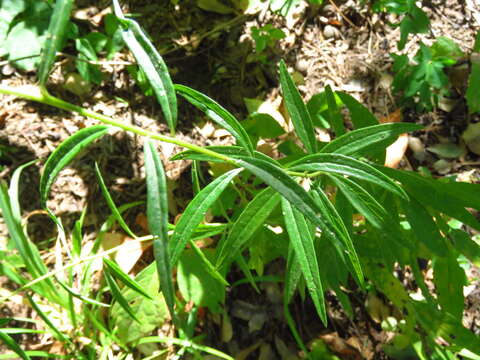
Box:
1 0 480 358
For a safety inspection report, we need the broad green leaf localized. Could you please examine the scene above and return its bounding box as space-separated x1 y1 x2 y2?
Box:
3 2 51 71
37 0 73 86
94 163 136 238
336 92 378 128
0 331 30 360
432 254 466 321
40 125 110 208
328 174 388 228
103 258 152 300
175 84 254 155
111 263 168 344
178 249 225 312
112 0 177 133
171 145 278 164
279 60 316 153
379 166 480 230
216 187 281 269
290 153 407 199
242 113 286 138
325 85 345 136
144 139 176 322
281 198 326 324
170 168 243 265
466 60 480 114
402 198 449 257
320 123 422 156
104 268 139 323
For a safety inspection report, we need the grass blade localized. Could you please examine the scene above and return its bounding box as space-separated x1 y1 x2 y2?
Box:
215 187 281 270
94 162 137 238
289 153 407 199
39 125 110 208
175 84 254 155
281 197 326 324
170 168 243 265
279 60 316 153
0 330 31 360
143 139 176 323
37 0 73 86
112 0 177 133
104 268 140 323
320 123 422 156
103 258 152 299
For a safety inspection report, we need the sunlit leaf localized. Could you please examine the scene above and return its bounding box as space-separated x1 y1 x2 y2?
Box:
279 60 316 153
38 0 73 86
39 125 110 208
175 84 254 155
112 0 177 133
170 168 243 265
281 198 326 324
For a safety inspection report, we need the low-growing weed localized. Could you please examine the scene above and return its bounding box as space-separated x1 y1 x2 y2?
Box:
1 1 480 359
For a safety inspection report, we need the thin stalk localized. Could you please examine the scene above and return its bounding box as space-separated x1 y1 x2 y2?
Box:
0 85 235 164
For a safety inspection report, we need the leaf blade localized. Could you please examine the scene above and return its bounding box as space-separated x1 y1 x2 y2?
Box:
320 123 422 156
170 168 243 265
37 0 73 86
144 139 176 323
39 125 110 208
175 84 254 155
112 0 177 132
281 198 326 324
279 60 316 153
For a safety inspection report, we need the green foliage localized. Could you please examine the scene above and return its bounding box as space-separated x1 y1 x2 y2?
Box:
392 38 464 111
373 0 430 50
2 2 480 359
251 24 285 63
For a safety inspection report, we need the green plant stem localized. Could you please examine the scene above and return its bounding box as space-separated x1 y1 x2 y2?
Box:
0 85 235 164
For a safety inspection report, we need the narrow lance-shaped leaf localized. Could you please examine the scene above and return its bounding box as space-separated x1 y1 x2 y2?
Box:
40 125 110 208
325 85 345 136
320 123 422 156
112 0 177 133
336 92 378 128
175 84 254 155
327 174 388 229
215 187 281 269
103 258 152 300
104 268 140 323
311 188 364 287
234 157 338 240
289 153 408 199
143 139 176 322
0 331 31 360
37 0 73 86
95 163 137 238
284 242 301 305
282 198 327 324
171 145 278 164
170 168 243 265
279 60 316 153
